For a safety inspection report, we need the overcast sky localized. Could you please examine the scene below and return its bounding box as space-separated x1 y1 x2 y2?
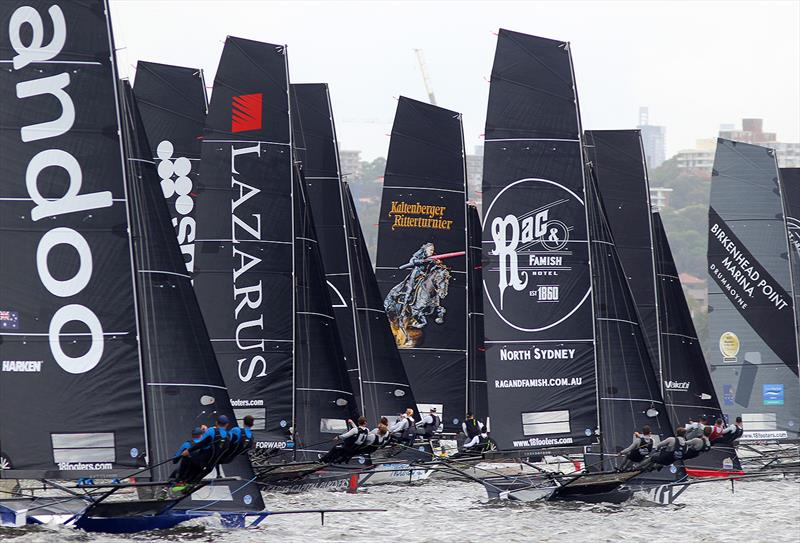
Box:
111 0 800 161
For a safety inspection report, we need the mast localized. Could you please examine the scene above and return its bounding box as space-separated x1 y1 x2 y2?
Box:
0 0 147 479
706 139 799 441
375 96 471 432
119 81 264 509
481 30 598 452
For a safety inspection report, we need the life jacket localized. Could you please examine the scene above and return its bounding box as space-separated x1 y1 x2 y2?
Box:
671 437 687 461
637 436 654 454
344 426 370 448
464 419 482 439
732 425 744 440
423 414 440 435
709 425 724 441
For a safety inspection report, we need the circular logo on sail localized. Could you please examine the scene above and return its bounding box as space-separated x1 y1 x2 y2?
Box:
719 331 740 361
483 178 591 332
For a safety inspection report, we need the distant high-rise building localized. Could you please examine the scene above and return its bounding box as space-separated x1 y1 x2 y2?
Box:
637 107 667 169
465 144 484 209
338 149 362 178
675 118 800 172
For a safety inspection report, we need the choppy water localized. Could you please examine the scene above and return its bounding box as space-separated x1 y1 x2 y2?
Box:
2 477 798 543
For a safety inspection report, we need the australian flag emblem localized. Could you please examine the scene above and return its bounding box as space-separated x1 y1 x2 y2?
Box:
0 311 19 329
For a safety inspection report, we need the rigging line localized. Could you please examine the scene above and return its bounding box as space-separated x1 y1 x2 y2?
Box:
662 332 698 341
297 311 334 320
596 317 639 326
385 185 465 194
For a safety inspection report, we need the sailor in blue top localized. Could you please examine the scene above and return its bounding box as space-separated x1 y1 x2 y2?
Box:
218 414 256 466
169 426 203 483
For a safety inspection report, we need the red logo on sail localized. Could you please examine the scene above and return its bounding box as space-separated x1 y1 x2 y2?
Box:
231 93 263 132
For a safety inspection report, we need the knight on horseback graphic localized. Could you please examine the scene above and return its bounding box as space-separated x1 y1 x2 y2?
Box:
384 242 452 348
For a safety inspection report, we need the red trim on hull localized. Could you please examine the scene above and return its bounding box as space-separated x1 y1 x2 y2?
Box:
686 468 745 478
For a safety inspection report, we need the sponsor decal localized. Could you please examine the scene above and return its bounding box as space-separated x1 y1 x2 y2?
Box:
2 360 42 372
663 380 690 391
719 331 740 362
0 310 19 329
231 93 263 133
723 384 735 406
228 142 268 384
230 398 264 407
388 201 454 231
708 208 796 369
494 377 583 389
57 462 113 471
762 384 784 405
156 140 196 273
256 441 288 449
512 436 574 448
10 5 110 375
741 430 788 441
499 347 575 361
484 178 590 332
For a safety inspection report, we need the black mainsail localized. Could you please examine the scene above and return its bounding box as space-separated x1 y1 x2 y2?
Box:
781 167 800 350
376 96 471 431
586 173 679 480
292 83 415 423
707 139 799 441
481 30 598 451
193 37 356 455
133 61 207 276
193 37 296 449
120 81 263 509
652 212 741 473
0 0 148 478
467 203 488 418
585 130 660 368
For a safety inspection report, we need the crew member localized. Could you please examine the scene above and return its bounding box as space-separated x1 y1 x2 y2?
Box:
320 417 370 464
708 418 725 441
715 416 744 445
618 425 660 471
683 426 712 461
218 415 256 465
641 427 687 470
685 416 708 439
416 407 442 438
170 427 204 483
389 408 416 444
361 423 391 454
461 413 485 450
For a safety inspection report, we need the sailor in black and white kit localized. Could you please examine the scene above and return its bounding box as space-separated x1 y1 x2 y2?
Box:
320 416 370 464
416 407 442 438
461 412 485 450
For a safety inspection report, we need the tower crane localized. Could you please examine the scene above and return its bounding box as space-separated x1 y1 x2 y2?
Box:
413 48 437 106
